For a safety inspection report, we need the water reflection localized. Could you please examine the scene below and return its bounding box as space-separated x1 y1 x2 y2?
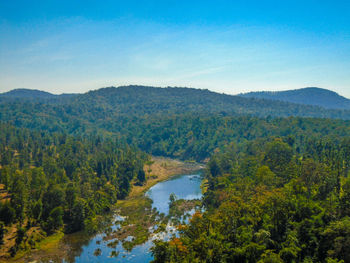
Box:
146 173 202 214
34 172 202 263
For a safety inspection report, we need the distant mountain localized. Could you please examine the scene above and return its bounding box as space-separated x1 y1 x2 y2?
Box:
0 89 56 98
239 87 350 110
1 85 350 161
1 85 350 159
1 85 350 127
0 88 78 100
65 85 350 118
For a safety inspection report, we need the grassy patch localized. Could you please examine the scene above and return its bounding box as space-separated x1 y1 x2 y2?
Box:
107 196 157 250
129 157 204 198
0 226 63 262
36 231 64 251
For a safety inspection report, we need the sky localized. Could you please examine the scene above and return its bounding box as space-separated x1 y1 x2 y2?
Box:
0 0 350 97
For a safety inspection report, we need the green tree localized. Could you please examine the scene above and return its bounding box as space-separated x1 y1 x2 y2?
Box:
151 240 170 263
340 177 350 216
43 206 63 234
10 178 26 221
255 165 278 187
264 139 293 177
32 200 43 221
65 182 77 211
67 198 86 233
321 217 350 262
137 169 146 184
42 185 65 220
208 157 221 177
0 202 15 225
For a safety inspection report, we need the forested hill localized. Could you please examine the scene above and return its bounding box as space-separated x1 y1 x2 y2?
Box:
2 86 350 262
2 86 350 161
2 85 350 120
56 85 350 118
0 89 77 101
239 87 350 110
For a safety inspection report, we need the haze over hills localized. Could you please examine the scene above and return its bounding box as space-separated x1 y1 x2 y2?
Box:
239 87 350 110
0 88 78 100
1 85 350 119
2 85 350 162
2 86 349 110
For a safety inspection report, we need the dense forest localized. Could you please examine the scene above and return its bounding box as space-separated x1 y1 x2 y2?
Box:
1 86 350 262
152 137 350 262
2 86 350 161
0 123 147 255
2 109 350 161
2 86 350 123
112 114 350 161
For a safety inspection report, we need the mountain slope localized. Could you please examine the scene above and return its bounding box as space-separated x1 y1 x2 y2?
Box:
0 89 56 98
1 86 350 161
239 87 350 110
1 86 350 121
0 88 78 101
67 85 350 119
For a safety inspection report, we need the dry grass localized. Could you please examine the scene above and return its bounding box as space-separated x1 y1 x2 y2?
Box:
129 157 204 198
0 224 17 261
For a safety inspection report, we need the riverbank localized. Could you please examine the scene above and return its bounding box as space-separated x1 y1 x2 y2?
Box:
129 156 204 198
3 157 203 263
109 157 204 251
0 231 66 263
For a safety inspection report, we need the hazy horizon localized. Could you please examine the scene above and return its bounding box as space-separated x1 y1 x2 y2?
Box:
2 85 350 100
1 1 349 97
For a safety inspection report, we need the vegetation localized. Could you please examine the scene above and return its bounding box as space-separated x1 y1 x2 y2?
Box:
114 114 350 161
2 86 350 162
0 123 147 258
240 87 350 110
2 85 350 262
168 197 201 224
151 137 350 262
1 86 350 137
102 157 203 252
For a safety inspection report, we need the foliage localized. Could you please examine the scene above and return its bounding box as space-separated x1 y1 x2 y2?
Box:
2 86 350 261
2 86 350 162
152 137 350 262
0 123 148 256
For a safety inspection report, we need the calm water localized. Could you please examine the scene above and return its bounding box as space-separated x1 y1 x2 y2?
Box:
64 232 154 263
146 173 202 214
60 172 202 263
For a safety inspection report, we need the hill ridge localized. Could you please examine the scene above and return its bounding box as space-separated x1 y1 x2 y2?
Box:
1 85 350 119
239 87 350 110
0 88 78 100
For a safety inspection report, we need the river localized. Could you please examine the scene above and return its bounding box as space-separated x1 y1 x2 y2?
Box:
35 171 203 263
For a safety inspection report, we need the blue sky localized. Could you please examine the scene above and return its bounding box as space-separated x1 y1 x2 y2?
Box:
0 0 350 97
